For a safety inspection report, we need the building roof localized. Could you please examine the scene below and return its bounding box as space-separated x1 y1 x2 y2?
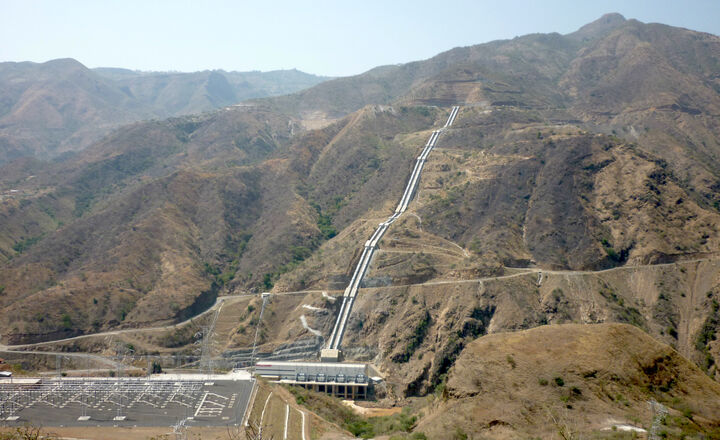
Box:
255 361 365 369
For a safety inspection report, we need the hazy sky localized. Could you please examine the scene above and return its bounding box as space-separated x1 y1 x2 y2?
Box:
2 0 719 77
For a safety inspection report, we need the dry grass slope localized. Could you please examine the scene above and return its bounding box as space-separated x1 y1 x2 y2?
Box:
420 323 720 439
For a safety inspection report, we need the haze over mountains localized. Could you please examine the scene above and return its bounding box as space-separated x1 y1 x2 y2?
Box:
0 58 327 164
2 12 720 438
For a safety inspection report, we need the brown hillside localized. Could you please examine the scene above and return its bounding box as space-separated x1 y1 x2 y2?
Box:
418 323 720 439
0 105 445 343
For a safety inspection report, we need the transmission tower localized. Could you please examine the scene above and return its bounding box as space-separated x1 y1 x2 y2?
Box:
171 418 188 440
649 399 668 440
200 304 222 375
250 293 271 368
200 325 213 375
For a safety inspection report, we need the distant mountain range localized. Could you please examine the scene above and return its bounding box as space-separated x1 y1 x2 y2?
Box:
0 58 327 164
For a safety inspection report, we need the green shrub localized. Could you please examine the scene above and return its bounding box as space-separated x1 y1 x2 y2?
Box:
288 385 426 438
434 373 448 397
554 377 565 387
695 299 719 372
453 427 468 440
262 273 274 289
392 311 431 363
12 235 45 254
60 313 73 330
347 420 374 438
313 202 338 239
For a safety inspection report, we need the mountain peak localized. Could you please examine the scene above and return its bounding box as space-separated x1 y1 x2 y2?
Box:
568 12 627 41
42 57 88 73
595 12 626 23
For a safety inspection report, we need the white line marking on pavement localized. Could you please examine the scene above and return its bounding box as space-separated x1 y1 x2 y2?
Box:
194 392 209 417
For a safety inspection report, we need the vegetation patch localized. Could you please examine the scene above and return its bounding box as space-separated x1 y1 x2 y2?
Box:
12 234 44 254
392 310 431 363
600 238 630 264
287 386 423 439
261 199 341 289
262 245 314 289
312 199 343 239
695 296 719 373
654 292 680 342
0 425 59 439
599 283 646 329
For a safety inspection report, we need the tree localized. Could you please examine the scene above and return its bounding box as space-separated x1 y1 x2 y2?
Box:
150 360 163 374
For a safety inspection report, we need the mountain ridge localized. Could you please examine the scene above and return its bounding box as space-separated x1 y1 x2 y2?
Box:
0 58 327 164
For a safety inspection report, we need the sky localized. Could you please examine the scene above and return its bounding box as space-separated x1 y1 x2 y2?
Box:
1 0 719 77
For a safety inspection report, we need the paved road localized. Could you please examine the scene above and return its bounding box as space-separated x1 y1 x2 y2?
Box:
326 106 460 350
383 256 720 288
